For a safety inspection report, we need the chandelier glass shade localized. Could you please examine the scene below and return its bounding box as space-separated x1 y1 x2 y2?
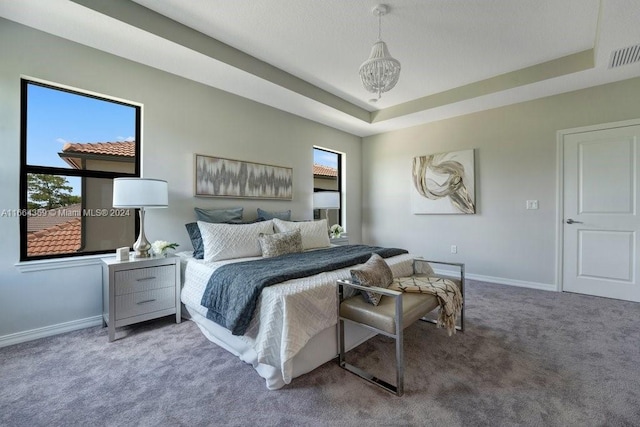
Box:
359 5 401 100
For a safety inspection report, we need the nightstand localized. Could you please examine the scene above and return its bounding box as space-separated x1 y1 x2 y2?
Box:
330 236 349 246
102 255 181 341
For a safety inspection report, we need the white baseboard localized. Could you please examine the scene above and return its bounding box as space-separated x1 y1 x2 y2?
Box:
465 272 557 292
0 315 103 348
432 268 557 292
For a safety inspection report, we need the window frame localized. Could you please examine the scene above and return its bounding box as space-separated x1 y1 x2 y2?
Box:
313 147 343 225
19 78 141 261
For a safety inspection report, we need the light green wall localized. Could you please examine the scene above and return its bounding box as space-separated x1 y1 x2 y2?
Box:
0 19 361 340
363 76 640 287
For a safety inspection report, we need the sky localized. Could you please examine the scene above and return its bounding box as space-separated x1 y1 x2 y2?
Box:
27 83 136 167
313 148 338 169
26 82 136 195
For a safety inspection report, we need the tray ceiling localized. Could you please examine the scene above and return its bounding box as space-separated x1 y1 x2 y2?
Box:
1 0 639 136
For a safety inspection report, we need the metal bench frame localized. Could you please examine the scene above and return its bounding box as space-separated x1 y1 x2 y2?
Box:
337 259 464 396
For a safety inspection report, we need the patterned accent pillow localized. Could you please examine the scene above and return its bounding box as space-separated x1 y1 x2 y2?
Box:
272 218 330 250
194 207 243 223
198 220 274 261
350 253 394 306
257 208 291 221
185 222 204 259
258 229 303 258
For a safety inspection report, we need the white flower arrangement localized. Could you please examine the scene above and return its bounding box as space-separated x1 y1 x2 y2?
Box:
151 240 179 257
329 224 344 239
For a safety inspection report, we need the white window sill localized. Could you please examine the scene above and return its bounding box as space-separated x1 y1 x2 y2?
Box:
15 253 110 273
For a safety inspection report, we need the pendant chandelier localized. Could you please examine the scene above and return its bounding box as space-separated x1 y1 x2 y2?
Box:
359 4 401 102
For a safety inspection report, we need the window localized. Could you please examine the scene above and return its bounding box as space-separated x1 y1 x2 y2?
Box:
312 147 342 227
19 79 141 261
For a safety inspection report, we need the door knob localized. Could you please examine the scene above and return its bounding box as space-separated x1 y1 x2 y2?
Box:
566 218 583 224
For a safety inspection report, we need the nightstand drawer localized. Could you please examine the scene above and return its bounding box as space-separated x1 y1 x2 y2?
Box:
115 265 175 295
115 286 176 320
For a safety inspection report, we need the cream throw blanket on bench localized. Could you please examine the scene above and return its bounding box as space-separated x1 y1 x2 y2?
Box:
389 275 463 335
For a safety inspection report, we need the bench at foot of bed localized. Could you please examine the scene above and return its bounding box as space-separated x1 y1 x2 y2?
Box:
336 259 464 396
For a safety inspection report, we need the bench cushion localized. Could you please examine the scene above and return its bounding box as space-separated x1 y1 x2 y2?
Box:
340 292 439 335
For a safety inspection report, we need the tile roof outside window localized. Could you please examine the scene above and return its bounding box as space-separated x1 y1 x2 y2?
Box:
27 204 81 233
313 164 337 177
61 141 135 157
26 218 81 256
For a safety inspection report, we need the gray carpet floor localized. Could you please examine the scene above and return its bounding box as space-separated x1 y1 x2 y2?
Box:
1 280 639 427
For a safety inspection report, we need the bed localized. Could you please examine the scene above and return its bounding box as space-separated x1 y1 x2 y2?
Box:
178 215 418 389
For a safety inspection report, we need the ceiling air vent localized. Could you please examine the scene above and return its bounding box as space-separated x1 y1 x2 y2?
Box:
609 44 640 68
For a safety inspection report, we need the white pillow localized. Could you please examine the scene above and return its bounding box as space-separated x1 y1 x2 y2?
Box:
197 220 274 261
272 218 330 250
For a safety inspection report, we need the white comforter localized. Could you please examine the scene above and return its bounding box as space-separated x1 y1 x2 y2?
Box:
180 252 416 385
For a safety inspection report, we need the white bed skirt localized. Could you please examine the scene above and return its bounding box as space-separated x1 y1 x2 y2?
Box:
184 305 376 390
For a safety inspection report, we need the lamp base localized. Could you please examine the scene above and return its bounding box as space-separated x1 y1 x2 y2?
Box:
132 248 151 259
132 208 152 258
132 239 151 258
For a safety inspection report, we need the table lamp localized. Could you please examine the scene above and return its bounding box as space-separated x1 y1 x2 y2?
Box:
313 191 340 223
112 178 168 258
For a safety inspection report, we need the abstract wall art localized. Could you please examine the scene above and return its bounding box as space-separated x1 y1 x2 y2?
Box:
411 149 476 214
195 154 293 200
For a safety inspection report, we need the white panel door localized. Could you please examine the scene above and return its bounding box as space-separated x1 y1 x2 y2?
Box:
563 124 640 302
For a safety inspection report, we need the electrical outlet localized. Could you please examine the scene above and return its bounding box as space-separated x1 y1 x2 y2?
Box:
526 200 539 210
451 245 457 254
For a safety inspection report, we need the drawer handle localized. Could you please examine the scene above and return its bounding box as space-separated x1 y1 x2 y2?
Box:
137 299 156 305
136 276 157 282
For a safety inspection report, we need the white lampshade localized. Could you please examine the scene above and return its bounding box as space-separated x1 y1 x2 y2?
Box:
113 178 168 208
313 191 340 209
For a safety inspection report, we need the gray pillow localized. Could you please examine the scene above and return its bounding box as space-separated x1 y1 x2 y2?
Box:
257 208 291 221
194 207 243 223
350 253 393 306
185 222 204 259
258 229 303 258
